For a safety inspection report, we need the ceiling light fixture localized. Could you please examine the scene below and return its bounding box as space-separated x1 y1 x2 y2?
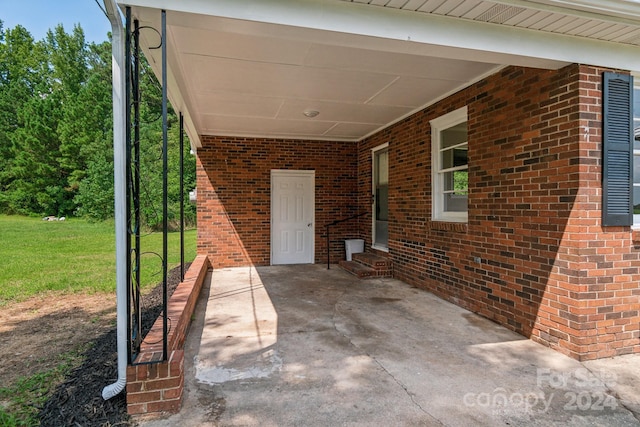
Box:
303 109 319 118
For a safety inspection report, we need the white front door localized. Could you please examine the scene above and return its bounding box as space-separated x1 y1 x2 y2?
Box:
271 170 315 265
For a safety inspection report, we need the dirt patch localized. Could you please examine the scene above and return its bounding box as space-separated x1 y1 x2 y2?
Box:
0 293 117 388
0 264 190 426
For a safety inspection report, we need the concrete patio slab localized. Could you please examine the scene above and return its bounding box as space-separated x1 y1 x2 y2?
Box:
139 265 640 427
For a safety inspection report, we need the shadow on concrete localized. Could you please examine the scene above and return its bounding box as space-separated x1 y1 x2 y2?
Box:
140 265 640 427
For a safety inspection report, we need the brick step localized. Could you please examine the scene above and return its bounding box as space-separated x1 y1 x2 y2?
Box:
339 251 393 279
352 252 392 269
338 260 377 278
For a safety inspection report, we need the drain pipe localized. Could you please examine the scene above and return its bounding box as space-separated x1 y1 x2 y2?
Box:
102 0 128 401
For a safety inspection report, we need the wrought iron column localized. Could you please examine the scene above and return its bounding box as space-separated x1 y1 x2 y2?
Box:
125 8 143 363
124 6 133 364
132 17 142 359
180 112 185 281
161 9 169 362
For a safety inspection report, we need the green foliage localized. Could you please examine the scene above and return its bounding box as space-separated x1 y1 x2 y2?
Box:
126 54 197 229
453 170 468 195
0 21 196 223
0 215 196 305
0 24 48 213
0 410 22 427
73 149 115 219
0 366 66 426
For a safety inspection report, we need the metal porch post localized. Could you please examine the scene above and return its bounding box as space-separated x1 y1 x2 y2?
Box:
161 9 169 362
124 6 133 364
180 112 185 281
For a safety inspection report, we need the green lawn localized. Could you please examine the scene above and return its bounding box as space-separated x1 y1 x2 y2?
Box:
0 215 196 305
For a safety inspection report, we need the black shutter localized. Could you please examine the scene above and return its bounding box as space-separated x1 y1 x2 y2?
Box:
602 72 633 227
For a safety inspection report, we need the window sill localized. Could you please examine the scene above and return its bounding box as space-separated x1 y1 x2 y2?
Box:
371 245 389 253
430 221 468 233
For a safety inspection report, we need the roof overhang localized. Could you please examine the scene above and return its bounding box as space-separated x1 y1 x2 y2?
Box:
118 0 640 146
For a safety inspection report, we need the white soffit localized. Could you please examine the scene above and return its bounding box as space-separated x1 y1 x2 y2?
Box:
121 0 640 143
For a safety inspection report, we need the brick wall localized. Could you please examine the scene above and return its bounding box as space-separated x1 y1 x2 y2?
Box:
196 137 358 268
194 65 638 360
550 66 640 359
126 255 211 414
357 64 639 360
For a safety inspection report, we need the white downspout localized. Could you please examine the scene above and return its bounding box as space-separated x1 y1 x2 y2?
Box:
102 0 128 400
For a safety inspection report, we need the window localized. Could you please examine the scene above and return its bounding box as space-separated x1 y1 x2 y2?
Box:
431 106 468 222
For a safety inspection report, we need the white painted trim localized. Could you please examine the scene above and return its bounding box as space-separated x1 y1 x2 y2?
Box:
371 142 390 153
270 169 315 265
197 131 359 143
102 0 127 401
121 0 640 70
431 106 468 223
372 244 390 253
270 169 316 176
508 0 640 23
123 0 640 145
431 106 468 130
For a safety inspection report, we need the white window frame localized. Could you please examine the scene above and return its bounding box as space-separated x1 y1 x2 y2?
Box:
431 106 468 223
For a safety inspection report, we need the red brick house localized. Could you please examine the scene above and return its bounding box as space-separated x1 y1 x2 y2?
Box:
123 0 640 361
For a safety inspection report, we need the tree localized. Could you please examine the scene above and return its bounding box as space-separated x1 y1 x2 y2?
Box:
72 41 114 219
133 55 196 229
0 23 49 212
1 24 89 215
0 21 196 225
7 89 63 214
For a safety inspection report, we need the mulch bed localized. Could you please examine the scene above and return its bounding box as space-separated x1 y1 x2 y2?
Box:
38 263 190 427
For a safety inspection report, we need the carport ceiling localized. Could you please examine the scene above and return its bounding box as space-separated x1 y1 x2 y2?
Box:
122 0 640 145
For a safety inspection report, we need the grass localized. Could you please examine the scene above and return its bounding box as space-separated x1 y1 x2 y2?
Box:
0 215 197 425
0 215 197 305
0 346 90 427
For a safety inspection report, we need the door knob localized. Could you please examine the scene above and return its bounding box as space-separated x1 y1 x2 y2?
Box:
307 223 313 227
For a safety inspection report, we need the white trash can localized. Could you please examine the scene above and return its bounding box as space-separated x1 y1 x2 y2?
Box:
345 239 365 261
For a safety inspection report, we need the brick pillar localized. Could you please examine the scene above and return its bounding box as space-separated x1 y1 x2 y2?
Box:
126 350 184 415
531 65 640 360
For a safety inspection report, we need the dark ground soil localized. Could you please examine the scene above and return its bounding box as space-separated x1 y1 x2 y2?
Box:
38 264 190 427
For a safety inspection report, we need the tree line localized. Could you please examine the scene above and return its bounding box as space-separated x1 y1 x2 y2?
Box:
0 22 196 228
